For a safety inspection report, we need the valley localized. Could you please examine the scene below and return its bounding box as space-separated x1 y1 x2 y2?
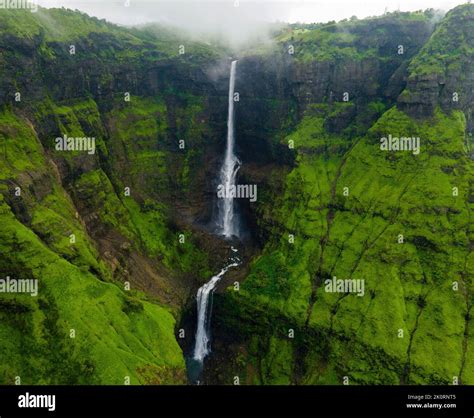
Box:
0 3 473 386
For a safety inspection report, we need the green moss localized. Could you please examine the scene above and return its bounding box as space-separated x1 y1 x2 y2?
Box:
0 109 186 384
74 169 135 239
219 103 473 384
406 4 474 77
0 109 45 179
275 10 433 63
0 194 185 384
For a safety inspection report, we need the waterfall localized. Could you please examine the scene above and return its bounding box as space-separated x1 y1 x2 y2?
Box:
189 61 240 368
216 60 240 239
192 259 239 363
189 61 242 381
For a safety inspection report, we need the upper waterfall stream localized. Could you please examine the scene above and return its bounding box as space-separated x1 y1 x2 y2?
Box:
216 59 240 239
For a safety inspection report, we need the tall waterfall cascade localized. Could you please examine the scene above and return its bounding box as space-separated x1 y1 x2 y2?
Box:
191 61 241 369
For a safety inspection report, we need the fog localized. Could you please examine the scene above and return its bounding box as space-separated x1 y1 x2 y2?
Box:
36 0 469 47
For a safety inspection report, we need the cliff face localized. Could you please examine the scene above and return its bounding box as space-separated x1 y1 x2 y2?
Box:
233 11 435 163
0 8 233 384
229 15 436 247
209 5 474 385
399 6 474 124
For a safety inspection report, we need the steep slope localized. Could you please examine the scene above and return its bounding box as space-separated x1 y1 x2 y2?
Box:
0 109 185 384
0 8 229 384
210 4 474 385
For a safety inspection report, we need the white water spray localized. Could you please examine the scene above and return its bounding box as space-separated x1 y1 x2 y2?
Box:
217 60 240 238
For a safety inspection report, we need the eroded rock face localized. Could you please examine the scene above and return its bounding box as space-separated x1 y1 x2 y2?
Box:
231 15 434 168
220 15 436 258
205 5 474 385
398 6 474 124
0 9 236 384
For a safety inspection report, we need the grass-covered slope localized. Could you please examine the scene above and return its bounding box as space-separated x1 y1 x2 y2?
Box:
214 4 474 385
0 7 224 384
216 104 473 386
399 4 474 117
0 110 186 384
0 7 224 108
275 10 436 63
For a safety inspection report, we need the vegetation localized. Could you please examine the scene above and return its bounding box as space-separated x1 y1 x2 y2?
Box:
0 110 185 384
214 4 474 384
275 10 436 62
1 2 473 386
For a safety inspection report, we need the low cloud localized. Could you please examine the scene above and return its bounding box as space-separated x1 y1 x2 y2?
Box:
36 0 466 47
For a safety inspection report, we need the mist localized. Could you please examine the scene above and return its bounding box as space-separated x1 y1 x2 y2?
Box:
36 0 469 48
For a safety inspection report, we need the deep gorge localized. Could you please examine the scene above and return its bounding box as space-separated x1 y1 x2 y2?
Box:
0 4 473 386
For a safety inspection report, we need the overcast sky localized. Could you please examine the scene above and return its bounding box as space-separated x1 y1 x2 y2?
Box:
36 0 469 46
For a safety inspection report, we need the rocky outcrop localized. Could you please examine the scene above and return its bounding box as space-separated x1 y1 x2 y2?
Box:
398 5 474 125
